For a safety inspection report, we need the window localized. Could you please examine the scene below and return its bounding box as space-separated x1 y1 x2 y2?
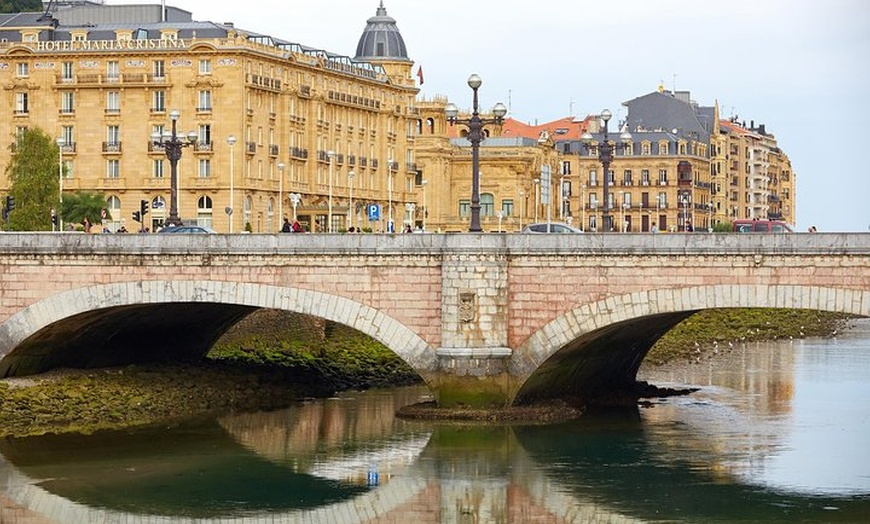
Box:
658 169 668 185
153 60 165 79
106 125 120 145
153 159 165 178
152 90 165 112
16 63 28 77
198 158 211 177
61 91 75 114
658 192 667 209
459 200 470 217
589 169 598 186
623 169 632 186
480 193 495 216
61 62 73 81
197 196 213 228
561 161 571 175
198 90 212 111
658 142 668 155
106 91 120 113
641 169 650 185
589 193 598 210
642 142 651 155
107 159 120 178
198 59 211 75
106 60 119 81
501 199 514 217
15 92 28 114
61 126 74 150
198 124 211 145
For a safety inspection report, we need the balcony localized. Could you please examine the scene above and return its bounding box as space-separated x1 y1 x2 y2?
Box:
289 147 308 160
59 142 77 154
148 142 166 154
102 141 122 153
246 142 257 154
194 142 213 153
269 144 279 157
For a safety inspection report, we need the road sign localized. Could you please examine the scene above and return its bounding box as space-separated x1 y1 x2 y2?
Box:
368 204 380 221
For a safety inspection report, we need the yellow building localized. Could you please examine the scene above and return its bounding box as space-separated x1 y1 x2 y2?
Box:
0 1 421 233
1 3 795 234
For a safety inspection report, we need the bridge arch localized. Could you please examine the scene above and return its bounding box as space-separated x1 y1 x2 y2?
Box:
0 280 437 381
510 284 869 405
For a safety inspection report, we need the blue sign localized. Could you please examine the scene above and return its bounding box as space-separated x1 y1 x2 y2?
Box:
367 204 380 221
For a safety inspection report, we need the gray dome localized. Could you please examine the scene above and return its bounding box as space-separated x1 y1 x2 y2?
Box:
354 2 410 62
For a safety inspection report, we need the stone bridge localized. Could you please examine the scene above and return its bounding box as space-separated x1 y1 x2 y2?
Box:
0 233 868 407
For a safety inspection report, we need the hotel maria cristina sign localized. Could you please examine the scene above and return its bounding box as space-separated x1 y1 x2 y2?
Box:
32 38 192 53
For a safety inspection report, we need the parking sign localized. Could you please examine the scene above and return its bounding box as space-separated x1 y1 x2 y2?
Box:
367 204 380 221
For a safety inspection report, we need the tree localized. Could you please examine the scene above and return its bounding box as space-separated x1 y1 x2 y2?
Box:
0 1 43 14
4 128 59 231
60 192 111 227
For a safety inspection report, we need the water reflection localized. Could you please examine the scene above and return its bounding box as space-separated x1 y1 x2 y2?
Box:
1 323 869 523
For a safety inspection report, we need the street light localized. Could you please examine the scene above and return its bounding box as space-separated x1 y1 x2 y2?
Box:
387 158 394 233
533 178 540 223
518 189 525 230
151 110 197 227
580 183 586 232
581 109 631 232
289 193 301 221
445 74 507 232
227 135 236 233
278 162 285 230
348 169 355 230
681 193 691 232
327 150 335 233
421 179 428 231
55 137 64 231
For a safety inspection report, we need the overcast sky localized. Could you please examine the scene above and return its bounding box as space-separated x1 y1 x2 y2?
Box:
114 0 870 232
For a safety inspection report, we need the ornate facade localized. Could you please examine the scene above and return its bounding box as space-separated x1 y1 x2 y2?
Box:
0 2 795 233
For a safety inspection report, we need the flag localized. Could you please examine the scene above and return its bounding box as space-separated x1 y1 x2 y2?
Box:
416 65 424 85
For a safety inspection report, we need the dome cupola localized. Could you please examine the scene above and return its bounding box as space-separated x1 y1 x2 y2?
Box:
354 2 410 62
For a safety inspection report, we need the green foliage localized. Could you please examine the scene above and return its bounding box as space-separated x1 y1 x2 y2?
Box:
0 0 43 13
647 308 853 365
713 221 733 233
60 191 110 226
4 128 60 231
244 221 253 232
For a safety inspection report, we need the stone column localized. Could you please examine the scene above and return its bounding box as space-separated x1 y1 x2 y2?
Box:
436 253 512 408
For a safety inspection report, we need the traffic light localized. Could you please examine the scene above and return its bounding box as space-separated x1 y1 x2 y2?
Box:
140 199 149 218
132 211 141 222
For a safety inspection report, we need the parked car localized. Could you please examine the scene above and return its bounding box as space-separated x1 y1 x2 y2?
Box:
158 225 216 234
732 220 793 233
521 222 583 234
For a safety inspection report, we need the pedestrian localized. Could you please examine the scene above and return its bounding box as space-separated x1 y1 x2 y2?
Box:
281 217 291 233
82 217 91 233
291 220 304 233
650 222 658 233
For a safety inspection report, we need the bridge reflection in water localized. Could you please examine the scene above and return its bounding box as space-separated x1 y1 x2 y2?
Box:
3 331 870 524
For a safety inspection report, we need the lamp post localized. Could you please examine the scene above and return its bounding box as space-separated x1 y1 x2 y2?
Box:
580 183 586 232
55 137 64 231
289 193 301 221
348 169 355 230
387 158 394 233
497 210 504 232
421 179 427 231
151 110 197 227
327 150 335 233
533 178 540 223
445 74 507 232
278 162 285 230
227 135 236 233
581 109 632 232
681 194 691 232
518 189 525 230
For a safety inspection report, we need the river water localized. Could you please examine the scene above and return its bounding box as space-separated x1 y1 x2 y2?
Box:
1 320 869 523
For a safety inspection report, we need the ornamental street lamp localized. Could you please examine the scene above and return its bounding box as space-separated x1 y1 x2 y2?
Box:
405 202 416 230
387 158 394 233
278 162 285 230
55 137 64 231
151 110 197 227
327 150 335 233
421 179 428 231
445 74 507 232
581 109 632 232
348 169 355 230
227 135 236 233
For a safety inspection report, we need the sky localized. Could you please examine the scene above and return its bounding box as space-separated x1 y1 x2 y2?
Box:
113 0 870 232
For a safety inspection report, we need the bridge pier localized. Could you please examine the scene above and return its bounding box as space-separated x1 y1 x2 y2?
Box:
433 253 514 408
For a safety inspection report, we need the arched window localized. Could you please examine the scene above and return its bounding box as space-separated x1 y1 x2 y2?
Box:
426 117 435 134
415 119 422 135
197 195 213 228
480 193 495 216
244 195 253 231
105 195 121 232
266 197 275 232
